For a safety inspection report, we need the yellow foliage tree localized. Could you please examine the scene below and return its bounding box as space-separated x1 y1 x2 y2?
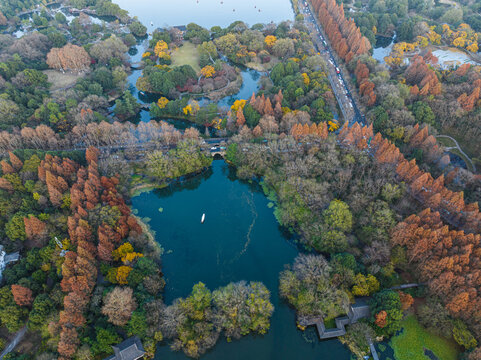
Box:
301 73 310 86
157 97 169 109
417 36 429 48
183 101 200 116
154 40 168 57
385 56 402 68
142 52 151 58
231 99 247 112
200 65 215 78
183 105 193 115
453 37 466 48
116 266 132 285
328 120 339 132
467 42 479 53
122 252 143 265
211 118 223 130
264 35 277 47
113 242 134 261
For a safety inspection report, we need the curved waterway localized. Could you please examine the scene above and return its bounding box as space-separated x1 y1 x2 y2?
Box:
132 160 352 359
125 43 263 128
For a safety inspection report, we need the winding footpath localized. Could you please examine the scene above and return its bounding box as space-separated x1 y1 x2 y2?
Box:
436 135 476 172
0 327 27 360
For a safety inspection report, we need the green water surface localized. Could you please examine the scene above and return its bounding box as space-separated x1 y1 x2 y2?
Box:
132 160 352 359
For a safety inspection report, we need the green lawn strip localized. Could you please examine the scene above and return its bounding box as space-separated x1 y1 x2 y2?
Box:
390 315 459 360
171 42 201 73
435 136 456 148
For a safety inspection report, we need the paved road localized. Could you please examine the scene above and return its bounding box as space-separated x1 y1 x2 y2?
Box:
299 1 366 126
0 327 27 359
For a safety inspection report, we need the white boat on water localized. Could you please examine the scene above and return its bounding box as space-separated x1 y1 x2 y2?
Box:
201 213 205 223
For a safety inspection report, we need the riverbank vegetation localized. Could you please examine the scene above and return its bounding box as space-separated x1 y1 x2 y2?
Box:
0 147 167 359
144 18 336 129
226 116 481 358
1 0 480 358
143 139 213 183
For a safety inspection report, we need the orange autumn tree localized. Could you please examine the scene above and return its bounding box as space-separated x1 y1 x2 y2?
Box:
236 108 246 127
457 86 480 111
398 291 414 311
24 215 47 246
11 285 33 306
311 0 370 63
404 55 441 96
57 146 142 359
47 44 91 72
375 310 387 328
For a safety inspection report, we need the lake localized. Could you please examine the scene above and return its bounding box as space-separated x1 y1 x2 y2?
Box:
121 1 353 358
132 160 353 359
113 0 294 29
372 35 395 63
125 42 263 125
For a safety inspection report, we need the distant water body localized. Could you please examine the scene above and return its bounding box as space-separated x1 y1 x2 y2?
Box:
113 0 294 28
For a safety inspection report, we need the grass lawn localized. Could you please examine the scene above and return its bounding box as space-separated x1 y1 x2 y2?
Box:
43 69 84 92
436 136 456 148
171 42 201 73
246 56 280 71
390 315 460 360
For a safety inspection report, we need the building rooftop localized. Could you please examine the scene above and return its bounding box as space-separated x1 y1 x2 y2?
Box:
104 336 145 360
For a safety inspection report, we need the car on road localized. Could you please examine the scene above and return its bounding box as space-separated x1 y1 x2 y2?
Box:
335 67 340 74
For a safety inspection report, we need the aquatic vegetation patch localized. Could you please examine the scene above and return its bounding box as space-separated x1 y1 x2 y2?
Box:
390 315 459 360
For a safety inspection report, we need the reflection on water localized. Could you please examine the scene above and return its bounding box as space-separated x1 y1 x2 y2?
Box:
372 35 394 63
132 161 352 360
217 68 262 108
113 0 294 28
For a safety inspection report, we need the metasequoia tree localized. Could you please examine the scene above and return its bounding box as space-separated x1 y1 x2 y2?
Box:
311 0 370 62
57 147 141 358
338 122 481 233
404 55 441 96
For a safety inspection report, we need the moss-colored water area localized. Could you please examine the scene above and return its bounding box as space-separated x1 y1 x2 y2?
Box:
132 160 352 359
389 315 460 360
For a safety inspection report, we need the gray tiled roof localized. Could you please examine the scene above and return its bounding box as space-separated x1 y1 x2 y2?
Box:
103 337 145 360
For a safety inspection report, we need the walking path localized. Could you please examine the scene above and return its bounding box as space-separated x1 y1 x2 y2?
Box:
0 327 27 359
298 299 370 340
369 340 380 360
436 135 476 172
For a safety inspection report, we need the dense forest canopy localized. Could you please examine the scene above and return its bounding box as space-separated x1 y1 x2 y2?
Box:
0 0 481 359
